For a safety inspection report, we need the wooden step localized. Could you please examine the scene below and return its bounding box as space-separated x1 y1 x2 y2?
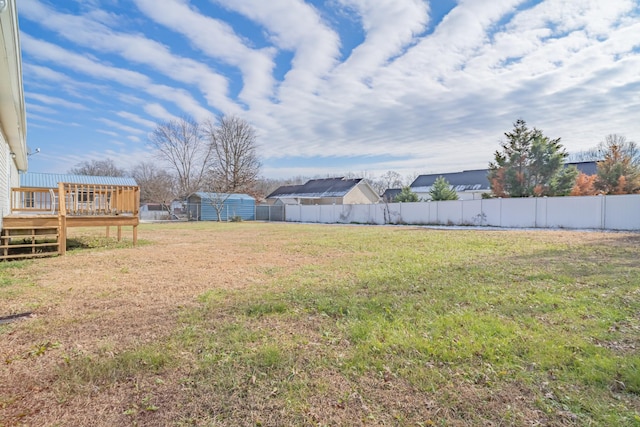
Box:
1 225 61 261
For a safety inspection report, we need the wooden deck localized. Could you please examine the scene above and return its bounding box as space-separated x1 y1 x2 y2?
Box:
1 183 139 260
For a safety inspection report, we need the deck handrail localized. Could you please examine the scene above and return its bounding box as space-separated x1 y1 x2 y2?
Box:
10 187 56 213
11 184 140 216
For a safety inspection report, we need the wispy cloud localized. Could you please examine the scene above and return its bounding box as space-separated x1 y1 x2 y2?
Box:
21 33 214 120
26 93 89 110
133 0 275 107
116 111 157 129
20 0 235 114
97 118 146 135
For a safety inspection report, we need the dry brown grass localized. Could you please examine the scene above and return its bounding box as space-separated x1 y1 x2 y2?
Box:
1 223 324 426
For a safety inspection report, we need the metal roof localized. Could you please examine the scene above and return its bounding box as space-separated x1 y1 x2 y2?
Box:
20 172 137 188
410 162 598 193
267 177 363 199
189 192 255 201
411 169 490 192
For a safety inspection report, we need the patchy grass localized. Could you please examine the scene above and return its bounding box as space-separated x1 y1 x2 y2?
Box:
1 223 639 426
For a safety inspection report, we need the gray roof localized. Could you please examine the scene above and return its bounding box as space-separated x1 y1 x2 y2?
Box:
20 172 137 188
267 177 364 199
568 161 598 175
411 169 490 192
382 188 402 201
410 162 598 192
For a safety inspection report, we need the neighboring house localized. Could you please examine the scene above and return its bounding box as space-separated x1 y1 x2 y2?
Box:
266 177 380 205
410 162 598 201
187 192 255 221
381 188 402 203
411 169 490 201
0 0 27 227
569 161 598 175
140 200 183 221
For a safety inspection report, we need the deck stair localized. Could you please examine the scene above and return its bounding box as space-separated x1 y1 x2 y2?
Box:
1 225 60 260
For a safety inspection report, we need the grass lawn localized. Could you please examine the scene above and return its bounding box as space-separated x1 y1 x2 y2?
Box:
1 222 639 426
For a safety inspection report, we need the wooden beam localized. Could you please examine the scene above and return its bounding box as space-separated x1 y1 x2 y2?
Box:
58 182 67 255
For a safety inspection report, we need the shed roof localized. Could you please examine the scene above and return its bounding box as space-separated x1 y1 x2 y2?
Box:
267 177 363 199
190 192 255 201
20 172 137 188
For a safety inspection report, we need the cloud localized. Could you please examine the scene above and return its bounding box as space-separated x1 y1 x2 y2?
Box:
96 118 146 135
143 104 179 122
116 111 157 128
133 0 275 107
214 0 341 97
21 33 213 120
26 93 89 110
20 0 235 115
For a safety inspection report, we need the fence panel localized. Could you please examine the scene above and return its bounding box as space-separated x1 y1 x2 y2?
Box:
255 205 285 221
272 195 640 231
545 196 601 229
501 198 537 228
461 200 484 225
604 195 640 230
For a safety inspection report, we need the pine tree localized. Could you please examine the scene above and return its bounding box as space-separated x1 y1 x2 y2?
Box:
429 176 458 201
488 119 577 197
394 186 419 202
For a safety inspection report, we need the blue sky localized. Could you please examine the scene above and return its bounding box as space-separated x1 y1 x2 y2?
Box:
17 0 640 180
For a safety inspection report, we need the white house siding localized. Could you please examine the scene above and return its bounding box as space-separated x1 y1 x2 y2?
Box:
0 135 9 227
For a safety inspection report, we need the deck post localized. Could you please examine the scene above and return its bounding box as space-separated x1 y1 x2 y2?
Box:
105 226 110 238
117 226 122 241
133 225 138 247
58 182 67 255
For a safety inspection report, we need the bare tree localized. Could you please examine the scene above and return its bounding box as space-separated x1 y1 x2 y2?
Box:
204 116 261 194
130 161 176 212
149 117 213 199
69 159 126 176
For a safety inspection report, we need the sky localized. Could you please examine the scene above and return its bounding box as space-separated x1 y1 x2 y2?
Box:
17 0 640 180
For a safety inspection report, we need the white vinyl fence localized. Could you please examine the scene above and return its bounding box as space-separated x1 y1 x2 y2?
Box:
284 194 640 231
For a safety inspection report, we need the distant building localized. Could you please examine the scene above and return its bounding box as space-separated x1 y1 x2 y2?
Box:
187 193 255 221
410 162 597 200
411 169 490 201
267 177 380 205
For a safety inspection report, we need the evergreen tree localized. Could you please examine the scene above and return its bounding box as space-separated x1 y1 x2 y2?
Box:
429 176 458 201
488 119 577 197
394 186 419 202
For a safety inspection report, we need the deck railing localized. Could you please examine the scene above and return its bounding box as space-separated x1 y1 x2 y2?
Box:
11 183 140 216
10 187 57 214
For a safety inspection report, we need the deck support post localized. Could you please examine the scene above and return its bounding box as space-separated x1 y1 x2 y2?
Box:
105 226 110 238
58 182 67 255
133 225 138 247
117 226 122 241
